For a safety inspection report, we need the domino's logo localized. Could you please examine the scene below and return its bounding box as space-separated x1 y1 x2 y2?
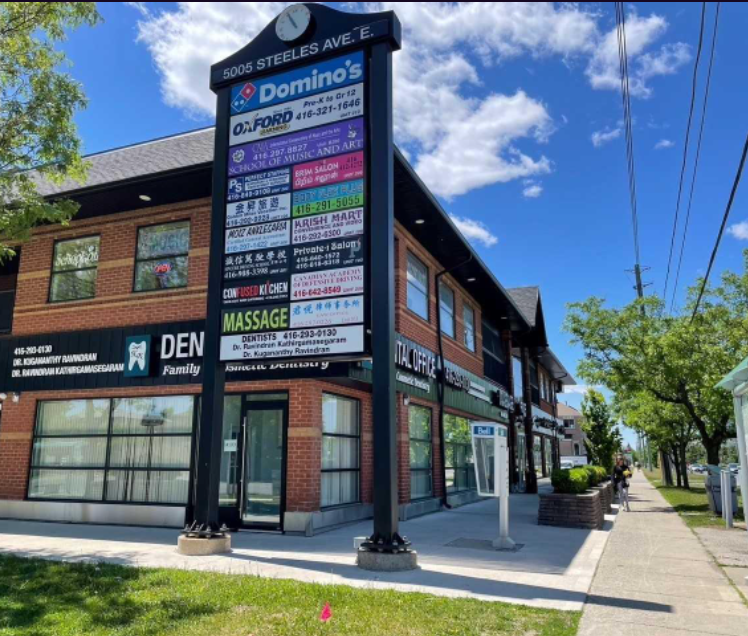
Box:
231 82 257 113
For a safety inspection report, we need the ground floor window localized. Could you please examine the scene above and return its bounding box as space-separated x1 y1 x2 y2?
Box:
321 393 360 508
544 437 553 476
444 414 476 493
28 396 194 504
409 404 433 500
534 436 543 477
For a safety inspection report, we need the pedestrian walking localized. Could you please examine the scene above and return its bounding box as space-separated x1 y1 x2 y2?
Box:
613 457 631 511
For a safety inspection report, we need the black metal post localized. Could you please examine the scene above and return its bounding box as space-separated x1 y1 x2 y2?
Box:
185 88 231 537
521 346 538 494
361 41 409 553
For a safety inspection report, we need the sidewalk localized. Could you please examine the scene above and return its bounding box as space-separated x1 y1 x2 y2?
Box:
0 488 612 612
578 472 748 636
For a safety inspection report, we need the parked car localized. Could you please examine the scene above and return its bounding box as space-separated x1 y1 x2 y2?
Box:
728 463 740 475
689 463 707 474
560 460 575 470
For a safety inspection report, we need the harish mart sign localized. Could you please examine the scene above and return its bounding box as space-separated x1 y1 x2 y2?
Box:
217 50 370 362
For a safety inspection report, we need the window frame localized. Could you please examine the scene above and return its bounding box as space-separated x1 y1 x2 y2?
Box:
132 220 191 293
443 414 476 494
408 404 433 501
320 392 361 509
438 281 456 339
463 302 476 352
27 395 195 506
405 251 430 322
48 234 101 304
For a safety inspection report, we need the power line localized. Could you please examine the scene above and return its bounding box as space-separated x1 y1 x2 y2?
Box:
670 3 720 313
663 2 707 301
690 133 748 322
615 2 643 298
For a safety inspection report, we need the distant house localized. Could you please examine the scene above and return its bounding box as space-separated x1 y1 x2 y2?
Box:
558 402 588 459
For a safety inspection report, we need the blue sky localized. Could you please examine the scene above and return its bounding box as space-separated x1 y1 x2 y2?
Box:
58 2 748 444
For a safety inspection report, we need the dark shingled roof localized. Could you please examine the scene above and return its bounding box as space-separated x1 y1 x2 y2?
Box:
506 286 540 328
32 127 216 197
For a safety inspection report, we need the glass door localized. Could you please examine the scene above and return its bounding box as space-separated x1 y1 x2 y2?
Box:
516 434 527 493
241 401 286 528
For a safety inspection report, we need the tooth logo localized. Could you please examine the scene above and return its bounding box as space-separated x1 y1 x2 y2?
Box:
128 342 146 371
124 335 151 377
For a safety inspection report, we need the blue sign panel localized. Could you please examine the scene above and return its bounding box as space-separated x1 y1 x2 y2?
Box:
230 51 364 114
473 425 495 437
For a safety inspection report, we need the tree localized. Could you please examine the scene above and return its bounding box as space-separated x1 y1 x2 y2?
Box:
0 3 99 263
580 389 622 472
565 272 743 465
616 391 697 488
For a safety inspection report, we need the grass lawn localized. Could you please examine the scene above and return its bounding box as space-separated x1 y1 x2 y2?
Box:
0 555 580 636
644 470 745 529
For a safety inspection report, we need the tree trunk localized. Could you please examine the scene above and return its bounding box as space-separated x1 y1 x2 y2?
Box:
672 447 683 488
679 440 690 489
704 440 721 467
660 449 674 486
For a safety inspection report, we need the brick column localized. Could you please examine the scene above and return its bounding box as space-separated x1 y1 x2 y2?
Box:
285 383 322 513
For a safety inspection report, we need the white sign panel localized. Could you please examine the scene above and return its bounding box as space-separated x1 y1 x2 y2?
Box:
226 193 291 228
229 83 364 145
290 295 364 328
220 325 364 361
225 220 290 254
291 265 364 301
291 207 364 245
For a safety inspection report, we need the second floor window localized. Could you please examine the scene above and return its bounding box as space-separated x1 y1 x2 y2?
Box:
439 282 455 338
135 221 190 292
463 304 475 351
49 236 100 302
406 252 429 320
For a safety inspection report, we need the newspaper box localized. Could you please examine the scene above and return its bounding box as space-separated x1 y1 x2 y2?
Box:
471 423 515 550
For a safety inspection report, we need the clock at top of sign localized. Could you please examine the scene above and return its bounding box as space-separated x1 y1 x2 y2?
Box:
275 4 313 43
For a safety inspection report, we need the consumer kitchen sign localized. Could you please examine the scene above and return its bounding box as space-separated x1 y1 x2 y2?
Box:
214 28 372 363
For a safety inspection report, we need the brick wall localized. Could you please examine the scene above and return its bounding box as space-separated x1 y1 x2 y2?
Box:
12 199 211 334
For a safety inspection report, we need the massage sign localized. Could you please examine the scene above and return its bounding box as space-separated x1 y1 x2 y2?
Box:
219 50 370 361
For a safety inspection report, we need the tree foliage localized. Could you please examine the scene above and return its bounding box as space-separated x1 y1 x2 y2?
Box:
565 253 748 466
0 2 99 263
580 389 621 472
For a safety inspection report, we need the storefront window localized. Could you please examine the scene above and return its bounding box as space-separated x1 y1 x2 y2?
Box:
513 357 523 399
544 437 553 475
134 221 190 292
29 396 194 504
534 436 543 477
406 252 429 320
49 236 100 302
463 304 475 352
444 414 476 493
321 394 360 507
409 405 432 499
439 282 455 338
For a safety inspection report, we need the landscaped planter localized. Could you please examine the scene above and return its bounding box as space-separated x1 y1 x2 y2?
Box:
591 482 613 514
538 489 604 530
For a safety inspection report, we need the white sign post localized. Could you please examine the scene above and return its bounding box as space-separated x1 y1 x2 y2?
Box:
471 422 515 550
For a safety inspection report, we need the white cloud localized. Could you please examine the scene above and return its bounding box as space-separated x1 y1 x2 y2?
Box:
591 127 621 147
130 3 689 197
654 138 674 149
448 215 498 247
564 384 597 395
728 221 748 241
586 12 690 98
522 181 543 198
125 2 150 17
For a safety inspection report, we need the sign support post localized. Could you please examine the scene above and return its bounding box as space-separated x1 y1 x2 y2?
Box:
358 41 411 559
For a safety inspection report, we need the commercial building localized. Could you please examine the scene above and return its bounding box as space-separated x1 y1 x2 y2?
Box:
0 128 574 534
558 402 588 460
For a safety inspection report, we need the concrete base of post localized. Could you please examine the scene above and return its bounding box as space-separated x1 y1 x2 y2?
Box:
492 536 517 551
356 548 418 571
177 534 232 556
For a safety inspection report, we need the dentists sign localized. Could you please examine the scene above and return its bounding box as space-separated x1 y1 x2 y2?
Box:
215 43 372 363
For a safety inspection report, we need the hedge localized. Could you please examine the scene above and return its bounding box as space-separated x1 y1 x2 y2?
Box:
581 465 607 487
551 468 589 494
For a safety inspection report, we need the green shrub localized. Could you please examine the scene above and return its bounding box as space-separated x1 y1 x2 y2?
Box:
581 465 607 487
551 468 589 494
